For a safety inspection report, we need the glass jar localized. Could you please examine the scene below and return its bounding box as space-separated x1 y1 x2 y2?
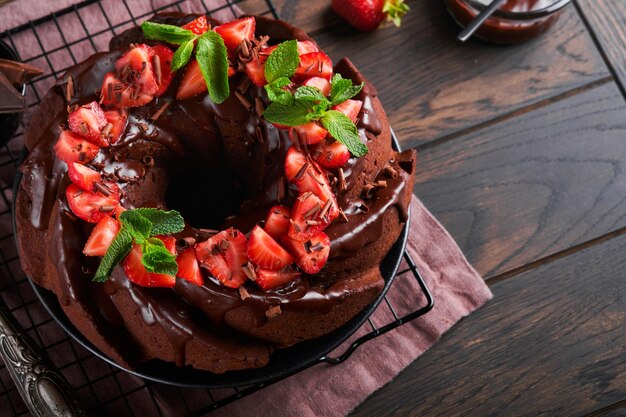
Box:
446 0 572 44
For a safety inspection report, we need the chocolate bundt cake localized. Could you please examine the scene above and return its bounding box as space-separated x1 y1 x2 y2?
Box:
15 13 416 373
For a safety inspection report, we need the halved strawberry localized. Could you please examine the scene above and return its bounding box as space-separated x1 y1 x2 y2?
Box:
123 236 176 288
282 232 330 274
67 162 101 192
115 44 158 95
245 57 267 87
177 247 204 286
83 216 120 257
151 45 175 96
297 40 319 55
293 52 333 82
264 205 291 239
316 140 351 169
195 228 249 288
66 183 119 223
103 109 128 144
247 226 294 270
332 99 362 123
54 131 100 164
288 192 329 241
214 17 256 56
255 267 301 290
289 122 328 145
285 147 308 182
100 72 153 108
68 101 107 145
182 15 209 35
176 60 206 100
303 76 331 96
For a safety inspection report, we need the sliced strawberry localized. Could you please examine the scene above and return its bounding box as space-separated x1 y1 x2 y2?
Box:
264 205 291 239
214 17 256 56
83 216 120 257
67 162 101 192
100 72 153 108
282 232 330 274
316 140 351 169
123 237 176 288
176 247 204 286
332 99 363 123
247 226 294 270
115 205 126 219
244 56 267 87
289 122 328 146
297 40 319 55
176 60 207 100
115 44 158 95
303 76 331 96
182 15 209 35
195 228 249 288
255 268 301 290
293 52 333 83
54 131 100 164
285 147 308 182
288 192 329 241
66 183 119 223
228 65 236 77
68 101 107 146
151 44 175 96
103 109 128 144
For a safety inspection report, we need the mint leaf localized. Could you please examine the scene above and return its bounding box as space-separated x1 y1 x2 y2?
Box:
196 31 230 104
172 38 196 72
132 208 185 236
321 110 368 157
263 100 314 126
93 229 133 282
141 238 178 275
295 86 328 103
264 40 300 83
330 73 364 106
141 21 195 45
264 77 293 105
119 211 152 245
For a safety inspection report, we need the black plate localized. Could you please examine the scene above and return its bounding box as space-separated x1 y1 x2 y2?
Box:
14 135 409 388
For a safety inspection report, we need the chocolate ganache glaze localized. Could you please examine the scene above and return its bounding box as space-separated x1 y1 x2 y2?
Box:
15 13 417 372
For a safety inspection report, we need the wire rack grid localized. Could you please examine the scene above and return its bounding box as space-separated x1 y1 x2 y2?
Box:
0 0 433 415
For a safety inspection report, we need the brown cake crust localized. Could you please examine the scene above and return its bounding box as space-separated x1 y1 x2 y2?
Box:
15 13 416 373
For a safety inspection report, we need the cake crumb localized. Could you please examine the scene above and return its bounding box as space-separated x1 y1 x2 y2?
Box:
265 305 281 319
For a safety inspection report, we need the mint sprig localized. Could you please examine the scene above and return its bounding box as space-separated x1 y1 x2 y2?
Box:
141 19 230 104
93 209 185 282
262 74 368 157
264 40 300 83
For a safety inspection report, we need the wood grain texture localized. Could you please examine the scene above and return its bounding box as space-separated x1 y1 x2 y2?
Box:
270 0 338 34
413 81 626 279
575 0 626 93
350 231 626 417
274 0 609 146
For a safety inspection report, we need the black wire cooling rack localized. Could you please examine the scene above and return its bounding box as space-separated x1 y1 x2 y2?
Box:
0 0 434 415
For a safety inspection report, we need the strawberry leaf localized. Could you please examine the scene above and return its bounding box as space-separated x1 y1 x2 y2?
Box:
196 31 230 104
264 77 293 105
172 37 196 72
133 208 184 235
330 73 364 106
141 238 178 275
263 99 314 126
119 211 152 244
295 86 328 103
141 21 196 45
93 229 133 282
321 110 368 157
264 40 300 83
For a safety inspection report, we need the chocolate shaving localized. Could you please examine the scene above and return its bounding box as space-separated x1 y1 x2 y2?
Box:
339 208 349 223
152 55 162 85
150 102 170 121
359 203 370 213
178 237 196 248
234 91 252 110
338 168 347 191
374 180 388 188
305 220 320 226
384 165 398 178
317 59 323 73
304 240 313 254
255 126 264 144
99 205 115 213
94 182 113 197
101 122 113 139
142 155 155 167
265 305 282 319
320 199 333 220
304 203 321 220
362 184 376 199
295 162 309 181
65 75 75 102
218 240 230 251
290 219 302 233
310 243 324 252
307 170 324 185
138 122 149 132
305 62 315 74
242 262 257 281
254 97 265 115
239 286 251 300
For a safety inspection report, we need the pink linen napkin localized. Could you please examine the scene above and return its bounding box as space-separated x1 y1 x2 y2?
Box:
2 0 492 415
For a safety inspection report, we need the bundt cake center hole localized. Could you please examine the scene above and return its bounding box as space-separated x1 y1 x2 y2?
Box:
165 167 246 229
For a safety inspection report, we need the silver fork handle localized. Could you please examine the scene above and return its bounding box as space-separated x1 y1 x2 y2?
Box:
0 305 84 416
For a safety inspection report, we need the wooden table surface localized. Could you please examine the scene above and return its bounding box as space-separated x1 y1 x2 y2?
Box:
270 0 626 415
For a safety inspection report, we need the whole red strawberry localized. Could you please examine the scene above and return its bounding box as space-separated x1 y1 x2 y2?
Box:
331 0 409 32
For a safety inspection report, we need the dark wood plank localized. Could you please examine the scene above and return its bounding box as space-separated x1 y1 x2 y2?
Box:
350 230 626 417
272 1 609 145
270 0 337 34
413 81 626 279
576 0 626 93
